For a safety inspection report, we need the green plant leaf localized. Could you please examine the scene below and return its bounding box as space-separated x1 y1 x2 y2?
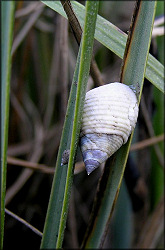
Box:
1 1 15 248
40 1 99 248
81 1 157 248
40 49 80 249
41 0 164 94
151 1 164 210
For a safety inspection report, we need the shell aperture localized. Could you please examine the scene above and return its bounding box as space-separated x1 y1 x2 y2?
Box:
80 82 139 175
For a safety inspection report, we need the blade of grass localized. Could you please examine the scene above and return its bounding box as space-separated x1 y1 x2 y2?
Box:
1 1 15 248
41 0 164 94
40 1 99 248
40 44 81 249
60 0 104 86
81 1 157 248
151 1 164 210
56 2 99 246
120 0 157 96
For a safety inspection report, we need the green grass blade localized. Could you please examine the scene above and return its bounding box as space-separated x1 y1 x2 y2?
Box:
56 2 99 247
81 1 157 248
151 1 164 210
40 48 80 249
41 0 164 94
40 1 99 248
1 1 15 248
120 1 157 97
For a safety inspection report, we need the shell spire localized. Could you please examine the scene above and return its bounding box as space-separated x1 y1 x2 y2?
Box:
80 82 139 175
82 150 102 175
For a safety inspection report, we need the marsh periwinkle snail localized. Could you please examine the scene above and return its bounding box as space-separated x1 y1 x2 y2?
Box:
80 82 139 175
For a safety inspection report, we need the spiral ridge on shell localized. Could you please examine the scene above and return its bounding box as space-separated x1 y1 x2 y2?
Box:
80 82 139 175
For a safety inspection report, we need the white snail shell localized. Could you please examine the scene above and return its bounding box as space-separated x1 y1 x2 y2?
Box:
80 82 139 175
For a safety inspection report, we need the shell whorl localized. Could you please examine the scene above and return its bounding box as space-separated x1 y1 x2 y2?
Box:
80 82 138 175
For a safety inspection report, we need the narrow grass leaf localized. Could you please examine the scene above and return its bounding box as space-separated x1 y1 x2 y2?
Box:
40 45 81 249
151 1 164 210
56 2 99 247
1 2 15 248
41 0 164 94
40 1 99 248
81 1 157 248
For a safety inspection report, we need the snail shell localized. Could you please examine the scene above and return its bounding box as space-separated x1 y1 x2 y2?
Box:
80 82 139 175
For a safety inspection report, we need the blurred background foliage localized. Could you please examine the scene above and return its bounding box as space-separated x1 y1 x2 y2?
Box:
4 1 164 249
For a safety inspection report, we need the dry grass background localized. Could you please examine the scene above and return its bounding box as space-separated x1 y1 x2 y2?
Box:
4 1 164 249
